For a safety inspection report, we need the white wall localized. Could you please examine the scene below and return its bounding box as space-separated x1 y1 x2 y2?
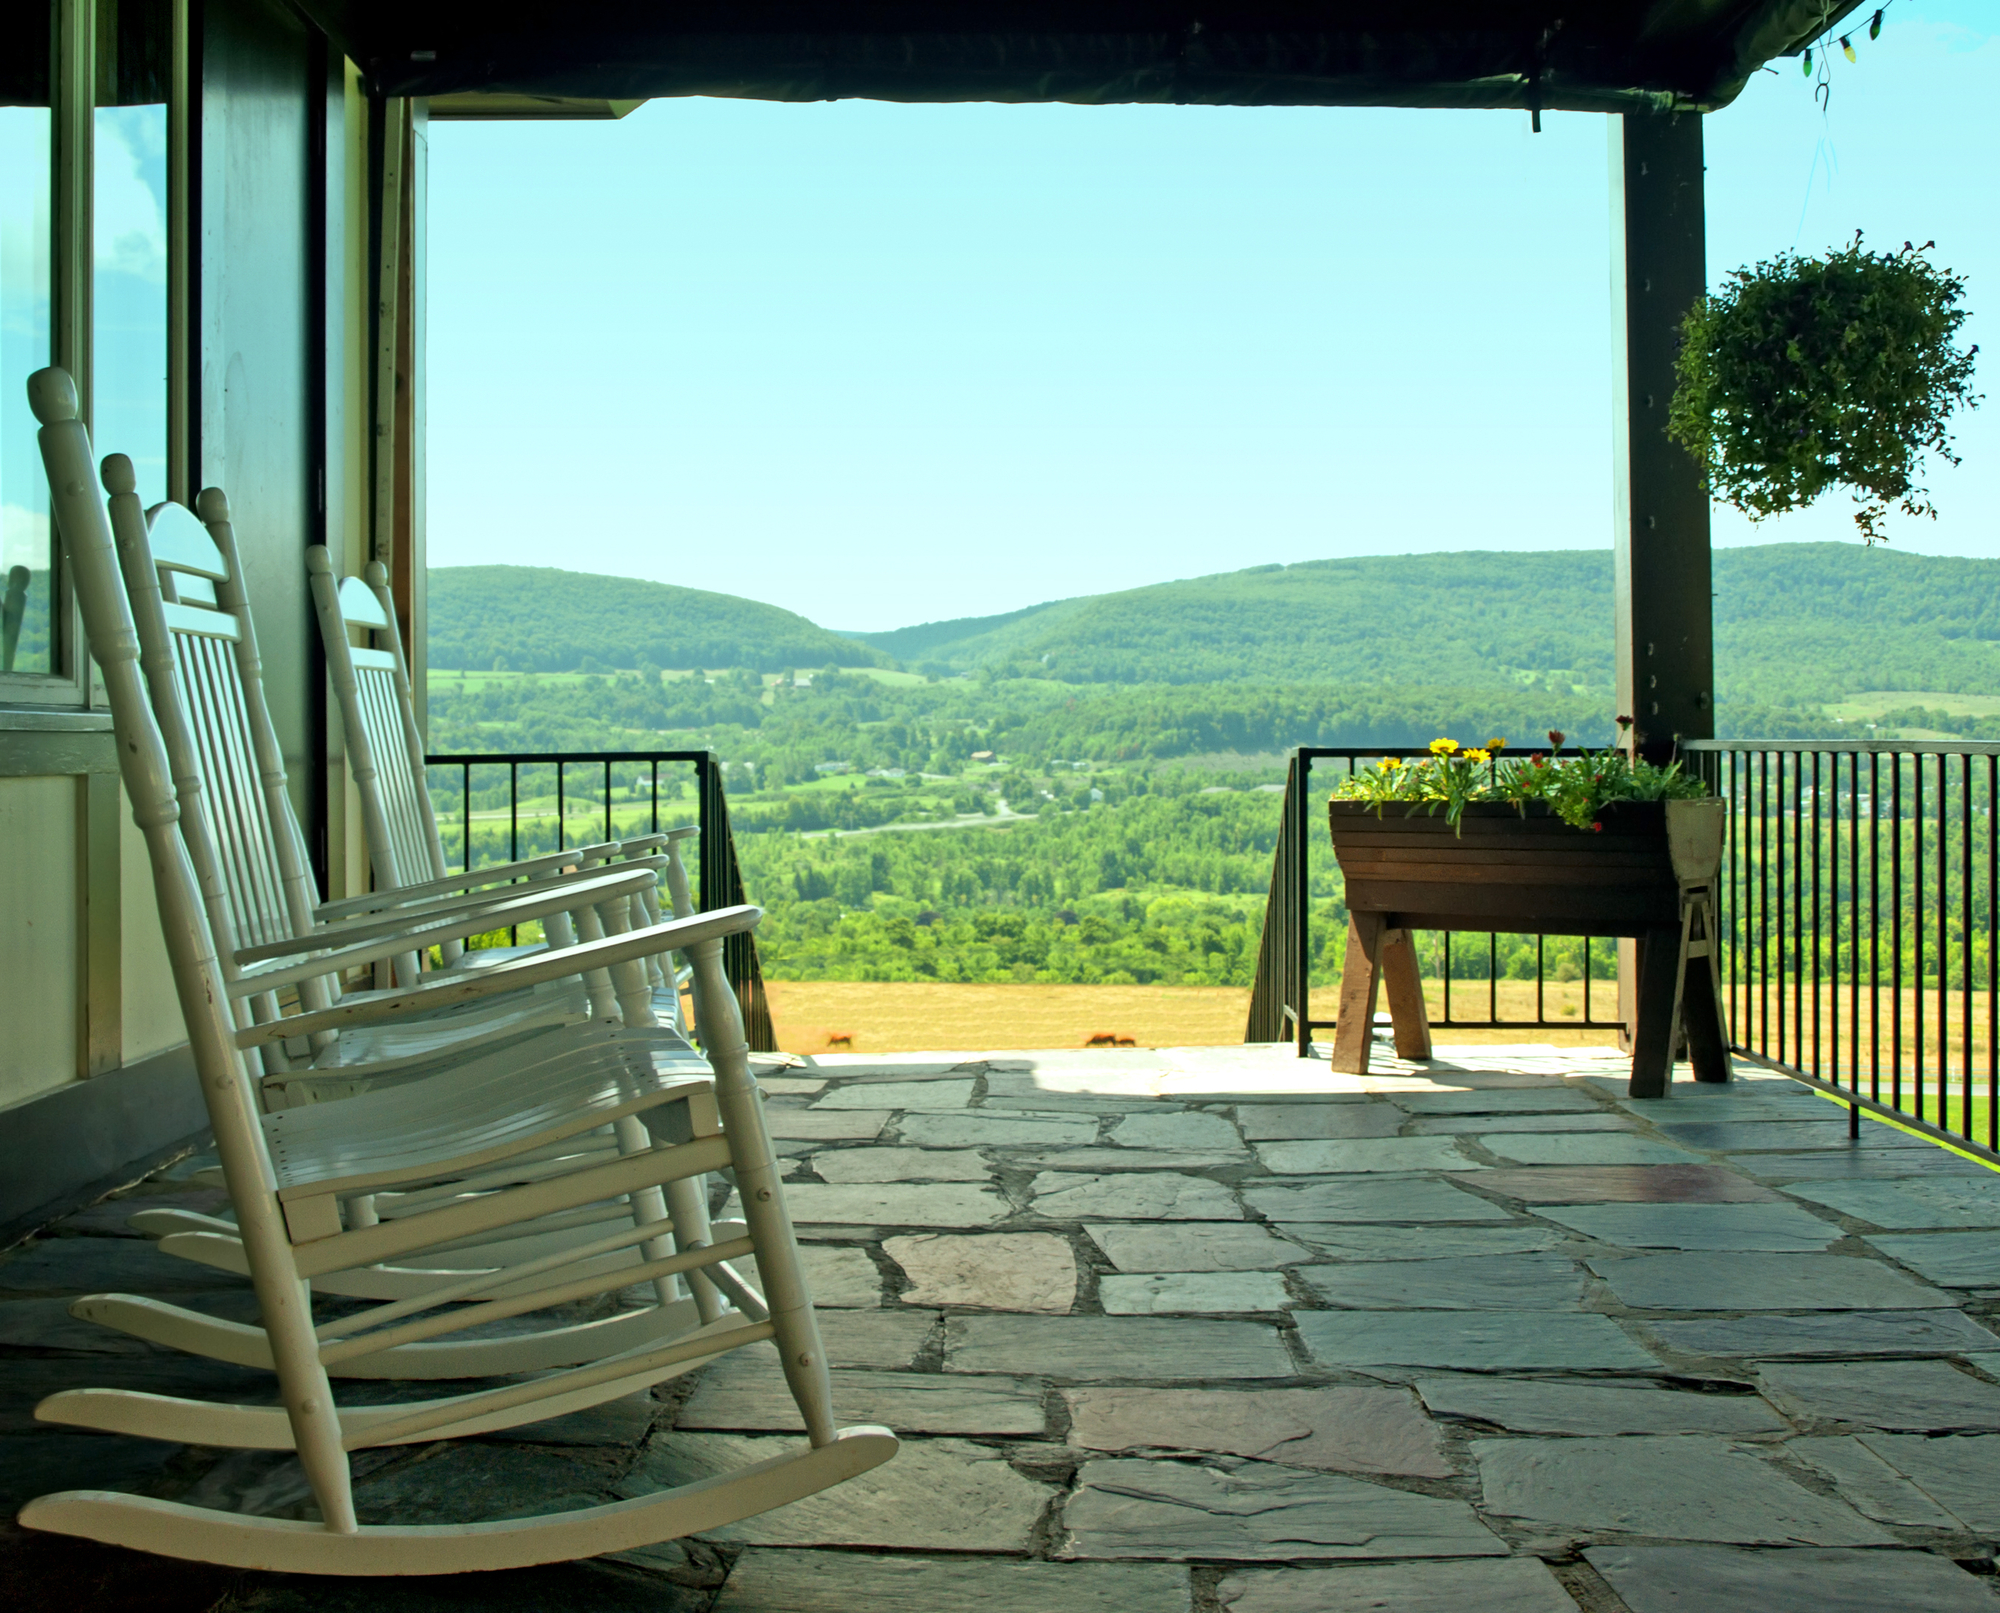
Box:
0 776 78 1110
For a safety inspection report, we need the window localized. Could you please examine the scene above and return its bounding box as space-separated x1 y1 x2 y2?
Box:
0 98 52 676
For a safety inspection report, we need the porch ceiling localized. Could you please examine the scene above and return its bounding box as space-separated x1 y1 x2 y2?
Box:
307 1 1865 114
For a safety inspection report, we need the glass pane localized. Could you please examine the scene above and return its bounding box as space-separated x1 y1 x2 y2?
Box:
0 106 53 676
93 100 167 507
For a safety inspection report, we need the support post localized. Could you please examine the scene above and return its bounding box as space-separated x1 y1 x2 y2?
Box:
1613 110 1712 1059
1611 110 1713 760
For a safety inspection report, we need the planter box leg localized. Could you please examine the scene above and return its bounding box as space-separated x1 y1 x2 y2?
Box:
1627 925 1681 1099
1381 927 1432 1061
1330 913 1385 1076
1683 897 1732 1083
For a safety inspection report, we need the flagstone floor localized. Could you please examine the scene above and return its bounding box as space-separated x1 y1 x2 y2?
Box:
6 1042 2000 1610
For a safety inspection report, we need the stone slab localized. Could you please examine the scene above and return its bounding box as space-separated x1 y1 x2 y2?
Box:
762 1109 892 1141
1757 1360 2000 1432
1244 1177 1512 1224
1738 1148 1987 1181
1215 1559 1578 1613
1617 1093 1840 1122
51 1188 229 1237
1275 1224 1564 1261
1411 1112 1635 1135
736 1244 881 1308
1234 1103 1404 1141
679 1347 1045 1436
1866 1232 2000 1287
1299 1254 1585 1311
1784 1178 2000 1229
757 1182 1009 1227
1100 1271 1293 1314
1645 1309 2000 1359
1858 1432 2000 1532
1478 1133 1703 1167
714 1551 1191 1613
885 1232 1077 1312
945 1314 1295 1380
1254 1137 1480 1174
809 1148 991 1182
1417 1375 1786 1435
814 1079 975 1110
1475 1435 1892 1544
899 1113 1098 1148
1465 1165 1779 1204
1017 1148 1250 1171
1789 1435 1963 1526
1108 1111 1244 1151
1064 1385 1452 1477
1656 1120 1935 1152
1537 1202 1841 1251
814 1309 938 1368
630 1434 1053 1549
753 1076 826 1095
1061 1456 1504 1561
1029 1172 1242 1221
0 1431 180 1513
1086 1222 1309 1272
0 1236 254 1294
1587 1251 1949 1311
1388 1087 1603 1114
1586 1546 2000 1613
1296 1310 1660 1371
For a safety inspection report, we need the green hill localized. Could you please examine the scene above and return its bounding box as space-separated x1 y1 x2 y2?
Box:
841 544 2000 707
428 566 891 674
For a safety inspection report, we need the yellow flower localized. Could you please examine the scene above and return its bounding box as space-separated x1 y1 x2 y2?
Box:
1429 737 1459 756
1464 748 1491 764
1379 757 1403 771
1487 737 1507 752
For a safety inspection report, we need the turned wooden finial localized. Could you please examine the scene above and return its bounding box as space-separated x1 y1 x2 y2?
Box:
26 367 79 426
100 454 137 496
364 561 389 586
195 486 231 525
305 545 333 576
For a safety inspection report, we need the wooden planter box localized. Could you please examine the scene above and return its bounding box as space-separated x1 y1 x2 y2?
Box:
1325 796 1729 1095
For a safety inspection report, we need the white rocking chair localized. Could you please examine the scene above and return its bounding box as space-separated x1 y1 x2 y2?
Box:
21 365 895 1573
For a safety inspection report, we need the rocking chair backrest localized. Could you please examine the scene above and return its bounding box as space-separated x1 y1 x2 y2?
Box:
104 464 316 964
32 366 302 1273
306 546 449 893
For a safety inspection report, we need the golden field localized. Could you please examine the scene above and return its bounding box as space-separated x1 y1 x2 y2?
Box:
762 979 1626 1055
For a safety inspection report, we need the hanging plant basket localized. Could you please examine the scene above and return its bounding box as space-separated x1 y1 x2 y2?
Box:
1668 235 1980 543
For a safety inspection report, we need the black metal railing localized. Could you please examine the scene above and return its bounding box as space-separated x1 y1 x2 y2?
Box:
1685 739 1999 1164
423 749 774 1052
1245 748 1621 1053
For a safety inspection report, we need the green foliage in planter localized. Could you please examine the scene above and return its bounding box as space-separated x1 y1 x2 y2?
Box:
1669 236 1980 543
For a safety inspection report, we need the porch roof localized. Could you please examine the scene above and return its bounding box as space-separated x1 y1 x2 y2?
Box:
311 0 1865 114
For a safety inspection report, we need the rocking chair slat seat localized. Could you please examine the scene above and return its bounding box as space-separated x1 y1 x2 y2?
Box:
260 1028 718 1201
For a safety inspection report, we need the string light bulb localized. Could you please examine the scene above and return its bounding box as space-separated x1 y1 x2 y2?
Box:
1870 9 1884 41
1841 35 1856 62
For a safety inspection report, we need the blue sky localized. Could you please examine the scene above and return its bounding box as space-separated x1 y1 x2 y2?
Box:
428 3 1995 632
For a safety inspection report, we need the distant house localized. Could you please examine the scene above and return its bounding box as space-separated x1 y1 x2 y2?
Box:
793 672 813 687
970 750 995 763
813 762 853 775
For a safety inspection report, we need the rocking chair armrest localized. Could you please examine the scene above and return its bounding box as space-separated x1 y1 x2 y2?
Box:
312 841 625 918
233 905 763 1048
226 867 660 993
239 858 669 966
616 825 698 858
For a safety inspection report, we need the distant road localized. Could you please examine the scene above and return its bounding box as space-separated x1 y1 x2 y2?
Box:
803 800 1029 840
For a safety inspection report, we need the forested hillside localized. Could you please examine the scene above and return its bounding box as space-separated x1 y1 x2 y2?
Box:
429 566 889 673
427 542 2000 989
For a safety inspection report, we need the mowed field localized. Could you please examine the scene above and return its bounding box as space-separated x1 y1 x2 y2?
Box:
762 980 1626 1054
